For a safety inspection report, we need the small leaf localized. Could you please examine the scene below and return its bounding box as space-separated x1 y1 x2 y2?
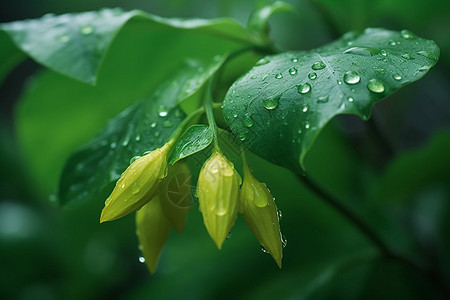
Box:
0 9 248 84
247 1 296 45
223 28 439 171
169 125 213 165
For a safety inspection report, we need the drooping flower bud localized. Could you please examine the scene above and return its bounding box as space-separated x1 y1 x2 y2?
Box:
136 196 171 274
197 151 239 249
159 162 192 233
100 141 172 223
241 162 283 268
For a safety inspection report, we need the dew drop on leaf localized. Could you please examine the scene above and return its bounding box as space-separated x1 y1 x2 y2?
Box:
290 58 298 63
311 61 326 70
110 142 117 149
57 34 70 43
388 40 398 46
256 58 270 66
401 29 416 39
401 53 414 60
289 67 298 76
154 131 160 138
367 79 385 93
317 96 329 103
135 135 141 142
343 46 379 56
158 105 168 117
138 256 146 263
297 83 311 94
308 72 317 80
243 114 254 128
343 71 361 84
150 122 157 128
417 50 437 60
393 74 402 80
305 122 310 129
302 105 309 112
347 97 354 102
80 25 95 35
163 120 173 128
380 49 388 56
263 96 280 110
275 73 283 79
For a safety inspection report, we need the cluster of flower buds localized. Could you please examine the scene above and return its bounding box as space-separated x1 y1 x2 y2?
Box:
100 139 284 273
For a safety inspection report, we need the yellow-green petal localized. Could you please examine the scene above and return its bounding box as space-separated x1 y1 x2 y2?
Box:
100 141 172 223
159 162 192 233
197 151 239 249
136 196 171 274
241 162 283 268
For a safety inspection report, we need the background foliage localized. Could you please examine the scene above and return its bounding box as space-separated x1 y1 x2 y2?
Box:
0 0 449 299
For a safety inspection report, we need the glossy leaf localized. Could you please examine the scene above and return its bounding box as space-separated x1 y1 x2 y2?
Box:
58 58 223 207
223 28 439 171
169 124 213 165
0 8 248 84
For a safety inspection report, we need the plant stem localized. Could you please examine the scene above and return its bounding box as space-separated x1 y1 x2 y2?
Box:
296 173 450 297
204 79 220 149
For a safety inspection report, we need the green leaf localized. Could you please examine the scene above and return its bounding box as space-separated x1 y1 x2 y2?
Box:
247 1 296 45
223 28 439 171
373 129 450 204
1 8 248 84
169 124 213 165
0 31 25 85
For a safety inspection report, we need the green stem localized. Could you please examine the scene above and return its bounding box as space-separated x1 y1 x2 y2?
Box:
169 106 205 141
204 79 220 149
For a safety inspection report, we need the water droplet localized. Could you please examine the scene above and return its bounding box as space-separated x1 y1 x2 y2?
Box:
158 105 168 117
233 112 238 118
317 96 329 103
347 97 354 102
139 256 146 263
238 132 246 141
110 142 117 149
277 210 283 220
291 58 298 63
401 53 414 60
373 66 385 74
261 245 269 253
308 72 317 80
401 29 415 39
380 49 388 56
393 74 402 80
388 40 398 46
297 83 311 94
154 131 160 138
122 138 129 147
263 95 280 110
302 105 309 112
135 135 141 142
311 61 326 70
143 150 151 155
150 122 157 128
281 235 288 248
289 67 298 76
80 25 95 35
256 58 270 66
367 79 385 93
305 122 310 129
226 232 231 239
337 80 343 85
130 156 141 164
163 120 173 128
417 50 437 60
243 114 253 127
343 71 360 84
57 34 70 43
275 73 283 79
343 46 379 56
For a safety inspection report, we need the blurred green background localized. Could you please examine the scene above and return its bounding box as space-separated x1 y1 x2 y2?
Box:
1 0 449 299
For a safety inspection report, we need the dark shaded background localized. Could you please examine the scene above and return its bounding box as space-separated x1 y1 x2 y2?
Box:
1 0 449 299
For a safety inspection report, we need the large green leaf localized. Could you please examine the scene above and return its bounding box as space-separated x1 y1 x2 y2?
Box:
223 28 439 171
57 58 227 207
0 8 248 84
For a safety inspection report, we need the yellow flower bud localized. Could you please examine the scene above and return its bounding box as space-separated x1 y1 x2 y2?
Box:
197 151 239 249
241 163 283 268
136 196 171 274
100 141 172 223
159 162 192 233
